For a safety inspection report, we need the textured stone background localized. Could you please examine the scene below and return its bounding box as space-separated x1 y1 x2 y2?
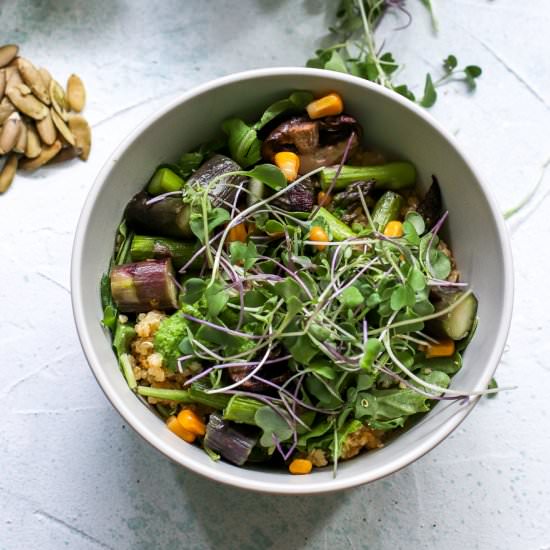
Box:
1 1 549 549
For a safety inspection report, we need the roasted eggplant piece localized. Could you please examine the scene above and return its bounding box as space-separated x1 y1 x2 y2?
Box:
417 176 442 230
125 191 192 239
262 114 361 174
272 176 317 212
204 413 259 466
187 154 247 208
110 258 178 313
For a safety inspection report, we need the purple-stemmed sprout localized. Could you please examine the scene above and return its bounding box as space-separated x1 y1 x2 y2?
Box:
145 190 183 206
181 313 265 340
258 255 314 300
425 210 448 277
183 355 292 387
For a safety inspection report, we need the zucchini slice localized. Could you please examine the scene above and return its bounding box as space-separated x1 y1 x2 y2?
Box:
439 292 478 340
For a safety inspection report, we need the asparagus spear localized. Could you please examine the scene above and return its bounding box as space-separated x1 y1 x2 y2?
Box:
130 235 198 269
320 162 416 191
110 258 179 313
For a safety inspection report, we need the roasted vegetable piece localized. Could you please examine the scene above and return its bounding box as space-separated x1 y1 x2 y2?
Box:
110 258 178 313
130 235 197 269
333 180 375 207
272 175 317 212
312 207 357 240
262 114 361 174
371 191 404 230
147 167 185 195
153 311 188 370
125 191 193 239
187 154 247 207
431 291 478 341
320 162 416 191
204 412 259 466
417 176 442 230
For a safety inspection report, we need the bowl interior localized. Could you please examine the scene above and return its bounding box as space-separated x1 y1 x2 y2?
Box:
72 68 513 494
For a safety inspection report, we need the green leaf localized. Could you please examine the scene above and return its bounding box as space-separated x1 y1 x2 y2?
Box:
407 267 426 292
380 52 398 75
255 406 293 448
309 322 331 341
264 219 285 235
360 338 383 373
182 278 206 304
487 377 498 398
338 286 364 308
190 207 230 243
428 248 452 279
390 284 416 311
465 65 482 78
394 84 416 102
413 299 435 316
274 277 304 301
254 91 314 130
365 60 379 81
229 241 258 269
287 334 318 365
325 50 349 73
405 211 426 235
305 376 341 407
420 73 437 108
355 371 450 429
244 164 286 191
178 337 194 355
443 54 458 72
297 419 333 448
308 361 337 380
101 304 117 331
222 118 261 168
415 353 463 375
205 282 229 318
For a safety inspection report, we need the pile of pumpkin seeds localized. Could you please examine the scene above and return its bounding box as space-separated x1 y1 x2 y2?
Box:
0 44 91 194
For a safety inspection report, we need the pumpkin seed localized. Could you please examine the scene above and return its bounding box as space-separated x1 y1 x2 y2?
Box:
0 111 22 154
25 122 41 158
36 111 56 145
0 154 18 193
66 73 86 112
17 57 50 105
49 79 69 121
19 140 62 171
13 116 27 153
0 97 15 124
7 83 48 120
51 108 75 146
5 66 23 92
68 114 91 161
0 45 18 69
38 67 52 90
0 69 5 101
48 145 83 164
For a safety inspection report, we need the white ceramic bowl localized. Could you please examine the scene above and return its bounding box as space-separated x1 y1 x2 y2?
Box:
71 68 513 494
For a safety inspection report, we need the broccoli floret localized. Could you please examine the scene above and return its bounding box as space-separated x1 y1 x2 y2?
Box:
154 312 188 371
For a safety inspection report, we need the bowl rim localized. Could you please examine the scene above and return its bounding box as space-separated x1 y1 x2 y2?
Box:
71 66 514 494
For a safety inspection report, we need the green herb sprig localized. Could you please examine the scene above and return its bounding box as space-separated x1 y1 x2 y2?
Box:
307 0 482 108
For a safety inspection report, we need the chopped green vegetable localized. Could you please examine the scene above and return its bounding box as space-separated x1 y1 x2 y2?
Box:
153 312 188 371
